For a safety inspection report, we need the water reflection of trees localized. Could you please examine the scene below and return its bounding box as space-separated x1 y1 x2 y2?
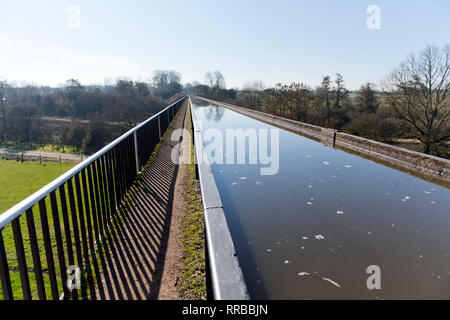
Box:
205 105 225 122
191 98 209 106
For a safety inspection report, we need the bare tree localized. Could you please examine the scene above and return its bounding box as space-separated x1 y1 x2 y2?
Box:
152 70 181 88
0 80 7 140
152 70 182 99
356 82 379 113
242 80 265 92
285 82 313 122
204 70 226 89
204 71 214 88
242 81 265 110
333 73 348 111
9 103 40 143
214 71 226 88
384 44 450 154
330 73 350 129
320 75 332 127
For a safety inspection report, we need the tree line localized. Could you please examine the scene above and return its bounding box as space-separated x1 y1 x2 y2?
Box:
0 70 183 154
1 45 448 158
193 45 449 158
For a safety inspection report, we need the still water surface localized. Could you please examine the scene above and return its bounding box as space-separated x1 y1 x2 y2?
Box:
191 98 450 299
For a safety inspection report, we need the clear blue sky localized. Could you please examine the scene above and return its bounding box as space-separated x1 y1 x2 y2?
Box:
0 0 449 89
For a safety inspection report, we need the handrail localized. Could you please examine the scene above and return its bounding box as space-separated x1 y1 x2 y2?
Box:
0 96 186 229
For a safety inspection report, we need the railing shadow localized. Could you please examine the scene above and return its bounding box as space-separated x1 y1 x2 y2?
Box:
90 111 181 300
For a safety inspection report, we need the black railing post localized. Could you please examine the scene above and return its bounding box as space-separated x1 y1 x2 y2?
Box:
134 131 140 175
67 178 83 268
92 162 104 234
80 170 95 252
105 152 116 216
0 229 13 300
11 217 32 300
86 165 100 242
25 208 46 300
58 185 77 299
38 199 59 300
49 191 69 298
99 156 111 223
74 174 90 265
158 115 161 139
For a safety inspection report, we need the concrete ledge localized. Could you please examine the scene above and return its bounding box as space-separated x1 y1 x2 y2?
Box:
204 208 249 300
198 97 450 188
335 132 448 180
190 97 249 300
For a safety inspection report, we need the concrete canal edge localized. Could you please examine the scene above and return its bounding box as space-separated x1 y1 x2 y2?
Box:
198 97 450 188
189 97 249 300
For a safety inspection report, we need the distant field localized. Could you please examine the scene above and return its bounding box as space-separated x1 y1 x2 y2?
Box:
0 142 83 155
0 159 76 214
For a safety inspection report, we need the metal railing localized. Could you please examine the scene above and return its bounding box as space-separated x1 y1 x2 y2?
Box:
0 96 186 300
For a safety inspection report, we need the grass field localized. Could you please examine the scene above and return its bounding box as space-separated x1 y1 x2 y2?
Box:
0 159 76 299
0 160 76 214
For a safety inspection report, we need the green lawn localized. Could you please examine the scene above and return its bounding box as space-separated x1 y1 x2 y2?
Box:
0 159 76 299
0 160 76 214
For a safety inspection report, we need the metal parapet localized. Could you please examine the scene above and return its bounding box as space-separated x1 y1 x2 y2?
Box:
189 97 249 300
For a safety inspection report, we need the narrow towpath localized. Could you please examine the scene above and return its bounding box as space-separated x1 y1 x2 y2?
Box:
93 101 188 299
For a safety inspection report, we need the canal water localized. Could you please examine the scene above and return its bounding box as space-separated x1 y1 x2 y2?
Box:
191 98 450 299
